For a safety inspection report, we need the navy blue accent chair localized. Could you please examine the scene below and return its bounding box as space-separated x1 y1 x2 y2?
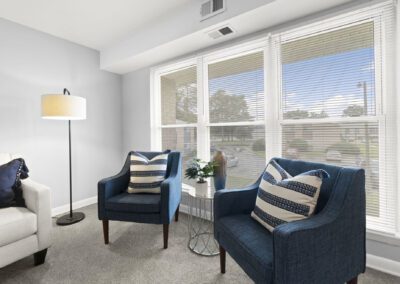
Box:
214 158 366 284
98 151 182 249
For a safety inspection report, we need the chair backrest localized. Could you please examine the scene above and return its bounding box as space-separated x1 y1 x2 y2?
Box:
272 157 361 214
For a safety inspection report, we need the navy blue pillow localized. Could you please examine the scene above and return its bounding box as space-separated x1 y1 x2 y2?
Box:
0 158 29 208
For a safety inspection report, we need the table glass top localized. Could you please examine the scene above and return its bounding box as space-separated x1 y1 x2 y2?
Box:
182 181 215 199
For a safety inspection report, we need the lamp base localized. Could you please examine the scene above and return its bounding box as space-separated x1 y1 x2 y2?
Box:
56 212 85 226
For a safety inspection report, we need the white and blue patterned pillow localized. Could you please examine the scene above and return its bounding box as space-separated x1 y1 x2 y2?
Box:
251 160 329 232
127 151 170 194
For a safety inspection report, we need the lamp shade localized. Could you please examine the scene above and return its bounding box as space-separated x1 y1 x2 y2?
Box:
41 94 86 120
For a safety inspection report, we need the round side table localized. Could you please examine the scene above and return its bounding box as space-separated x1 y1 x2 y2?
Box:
183 182 219 256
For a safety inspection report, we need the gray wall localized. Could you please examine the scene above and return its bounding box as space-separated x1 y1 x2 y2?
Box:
0 18 123 208
122 67 151 154
367 235 400 262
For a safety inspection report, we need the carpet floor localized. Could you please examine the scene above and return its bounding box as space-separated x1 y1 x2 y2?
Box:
1 204 399 284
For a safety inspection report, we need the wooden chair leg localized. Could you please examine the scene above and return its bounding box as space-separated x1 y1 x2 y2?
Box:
347 276 358 284
220 245 226 274
175 205 179 222
34 249 47 266
102 220 109 244
163 224 169 249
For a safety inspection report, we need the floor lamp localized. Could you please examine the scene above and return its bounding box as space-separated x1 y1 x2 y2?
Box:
41 88 86 226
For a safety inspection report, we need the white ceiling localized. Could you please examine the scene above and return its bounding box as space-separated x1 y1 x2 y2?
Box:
0 0 362 73
101 0 356 73
0 0 191 50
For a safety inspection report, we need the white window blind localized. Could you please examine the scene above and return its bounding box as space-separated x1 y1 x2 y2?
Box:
161 66 197 125
279 10 396 232
207 51 265 188
208 52 264 123
281 22 376 119
160 66 198 184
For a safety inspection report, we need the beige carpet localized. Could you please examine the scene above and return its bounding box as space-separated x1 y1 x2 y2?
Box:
1 204 399 284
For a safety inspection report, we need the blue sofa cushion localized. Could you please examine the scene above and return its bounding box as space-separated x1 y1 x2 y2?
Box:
0 158 29 208
216 214 273 282
105 192 161 213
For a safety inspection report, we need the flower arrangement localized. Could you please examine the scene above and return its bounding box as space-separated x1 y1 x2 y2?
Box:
185 158 216 183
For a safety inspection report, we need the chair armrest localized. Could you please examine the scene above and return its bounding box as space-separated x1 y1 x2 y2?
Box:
161 153 182 224
22 179 52 250
214 179 260 222
98 159 130 219
160 174 182 223
272 168 366 283
272 212 342 283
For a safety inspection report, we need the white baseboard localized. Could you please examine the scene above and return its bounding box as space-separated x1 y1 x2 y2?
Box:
52 196 97 217
366 254 400 277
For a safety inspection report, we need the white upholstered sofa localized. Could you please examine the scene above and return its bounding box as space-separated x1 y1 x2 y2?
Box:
0 153 52 268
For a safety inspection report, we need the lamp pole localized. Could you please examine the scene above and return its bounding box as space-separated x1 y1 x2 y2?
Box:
55 88 85 226
68 119 72 218
62 89 73 218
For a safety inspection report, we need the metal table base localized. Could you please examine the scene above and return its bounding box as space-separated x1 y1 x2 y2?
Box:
187 195 219 256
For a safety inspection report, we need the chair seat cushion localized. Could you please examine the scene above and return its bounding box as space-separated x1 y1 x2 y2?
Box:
216 214 274 283
0 207 37 246
105 192 161 213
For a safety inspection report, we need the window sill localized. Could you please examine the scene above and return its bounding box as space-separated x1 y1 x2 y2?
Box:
367 230 400 247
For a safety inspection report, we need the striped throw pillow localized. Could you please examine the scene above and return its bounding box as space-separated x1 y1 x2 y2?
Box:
251 160 329 232
127 151 170 194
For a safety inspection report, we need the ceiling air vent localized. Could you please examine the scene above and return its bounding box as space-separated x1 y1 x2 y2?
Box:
207 26 234 40
201 0 226 21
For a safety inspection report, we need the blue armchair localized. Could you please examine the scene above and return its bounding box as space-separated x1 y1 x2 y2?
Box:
214 158 365 284
98 151 182 249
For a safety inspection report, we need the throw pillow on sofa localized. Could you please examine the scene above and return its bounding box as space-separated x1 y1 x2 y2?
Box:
0 158 29 208
251 159 329 232
128 151 170 194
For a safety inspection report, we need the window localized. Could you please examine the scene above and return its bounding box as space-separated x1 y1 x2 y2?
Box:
281 22 376 119
278 16 396 232
153 3 396 234
159 65 198 184
281 22 379 216
160 66 197 125
208 52 264 123
207 51 265 188
282 121 379 217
